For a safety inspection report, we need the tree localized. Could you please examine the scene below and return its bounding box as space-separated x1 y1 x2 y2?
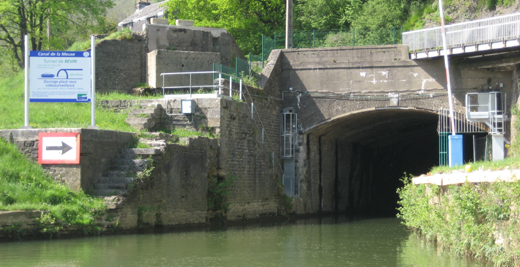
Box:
293 0 363 30
0 0 114 68
164 0 285 55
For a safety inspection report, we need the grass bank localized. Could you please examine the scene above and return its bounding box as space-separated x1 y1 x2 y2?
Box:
398 178 520 266
0 138 106 233
0 72 146 131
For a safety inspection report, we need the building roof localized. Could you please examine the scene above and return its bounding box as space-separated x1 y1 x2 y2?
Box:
118 1 168 26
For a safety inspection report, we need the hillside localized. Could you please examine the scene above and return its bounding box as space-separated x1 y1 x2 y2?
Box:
407 0 520 30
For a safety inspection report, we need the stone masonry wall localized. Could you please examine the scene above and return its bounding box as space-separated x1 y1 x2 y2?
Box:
218 96 283 220
112 137 218 229
95 35 147 94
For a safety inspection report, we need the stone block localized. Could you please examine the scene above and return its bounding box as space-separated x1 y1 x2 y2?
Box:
151 18 169 25
175 19 194 26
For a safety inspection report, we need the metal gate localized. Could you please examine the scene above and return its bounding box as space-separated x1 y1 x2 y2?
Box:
437 108 487 166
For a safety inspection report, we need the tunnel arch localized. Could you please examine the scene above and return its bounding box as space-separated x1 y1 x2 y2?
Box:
300 107 439 216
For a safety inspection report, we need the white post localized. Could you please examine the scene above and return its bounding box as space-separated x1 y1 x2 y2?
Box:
239 78 243 101
439 0 456 135
23 35 32 129
219 73 222 95
285 0 293 49
89 35 98 129
229 76 232 97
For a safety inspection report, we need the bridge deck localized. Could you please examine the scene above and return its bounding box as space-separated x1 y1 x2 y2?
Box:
403 12 520 59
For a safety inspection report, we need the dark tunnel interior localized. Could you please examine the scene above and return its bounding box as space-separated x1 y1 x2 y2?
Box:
308 109 440 217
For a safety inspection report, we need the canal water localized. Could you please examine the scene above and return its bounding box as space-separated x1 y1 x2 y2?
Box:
0 216 484 267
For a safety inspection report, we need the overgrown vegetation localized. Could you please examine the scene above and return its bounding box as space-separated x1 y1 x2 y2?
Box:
0 139 106 231
207 175 237 217
398 106 520 266
68 28 134 52
397 176 520 266
161 128 217 139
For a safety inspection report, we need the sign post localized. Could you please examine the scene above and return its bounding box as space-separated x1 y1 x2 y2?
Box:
89 35 98 129
23 35 31 129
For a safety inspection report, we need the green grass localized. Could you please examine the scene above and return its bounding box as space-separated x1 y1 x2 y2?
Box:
0 72 141 131
97 91 158 101
163 128 216 139
430 156 520 174
0 138 106 226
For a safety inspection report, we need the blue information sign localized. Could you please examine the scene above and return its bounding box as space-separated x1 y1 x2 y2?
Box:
29 51 91 102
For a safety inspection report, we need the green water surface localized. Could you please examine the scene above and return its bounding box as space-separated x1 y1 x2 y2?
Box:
0 217 484 267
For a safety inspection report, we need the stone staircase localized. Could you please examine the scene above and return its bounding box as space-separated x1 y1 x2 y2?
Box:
125 105 195 131
91 133 177 198
167 107 196 131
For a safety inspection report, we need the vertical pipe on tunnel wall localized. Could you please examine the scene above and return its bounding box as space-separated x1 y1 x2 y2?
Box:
334 140 339 212
318 135 323 212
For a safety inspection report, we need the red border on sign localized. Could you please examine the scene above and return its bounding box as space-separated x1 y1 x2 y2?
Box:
38 132 80 165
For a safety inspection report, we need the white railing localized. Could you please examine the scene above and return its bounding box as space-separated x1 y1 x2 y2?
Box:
403 12 520 51
160 71 243 100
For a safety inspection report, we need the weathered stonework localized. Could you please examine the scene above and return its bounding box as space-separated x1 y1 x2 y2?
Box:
109 137 219 229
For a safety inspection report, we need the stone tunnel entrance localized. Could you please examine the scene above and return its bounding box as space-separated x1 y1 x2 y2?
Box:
302 108 439 217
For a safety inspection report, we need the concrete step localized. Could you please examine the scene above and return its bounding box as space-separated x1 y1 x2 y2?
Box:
125 117 152 127
109 159 149 172
120 148 164 159
104 170 128 178
171 124 197 131
92 189 128 197
98 177 135 184
128 108 156 116
139 138 167 148
140 132 179 143
165 107 181 114
169 114 191 123
94 183 127 190
111 158 149 168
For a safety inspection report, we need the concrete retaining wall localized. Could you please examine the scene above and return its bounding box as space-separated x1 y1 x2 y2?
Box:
148 50 221 88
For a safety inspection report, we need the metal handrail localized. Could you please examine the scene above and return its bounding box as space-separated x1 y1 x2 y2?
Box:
160 71 243 100
403 12 520 51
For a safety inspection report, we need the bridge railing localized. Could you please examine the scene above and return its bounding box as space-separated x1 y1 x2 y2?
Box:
403 12 520 51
